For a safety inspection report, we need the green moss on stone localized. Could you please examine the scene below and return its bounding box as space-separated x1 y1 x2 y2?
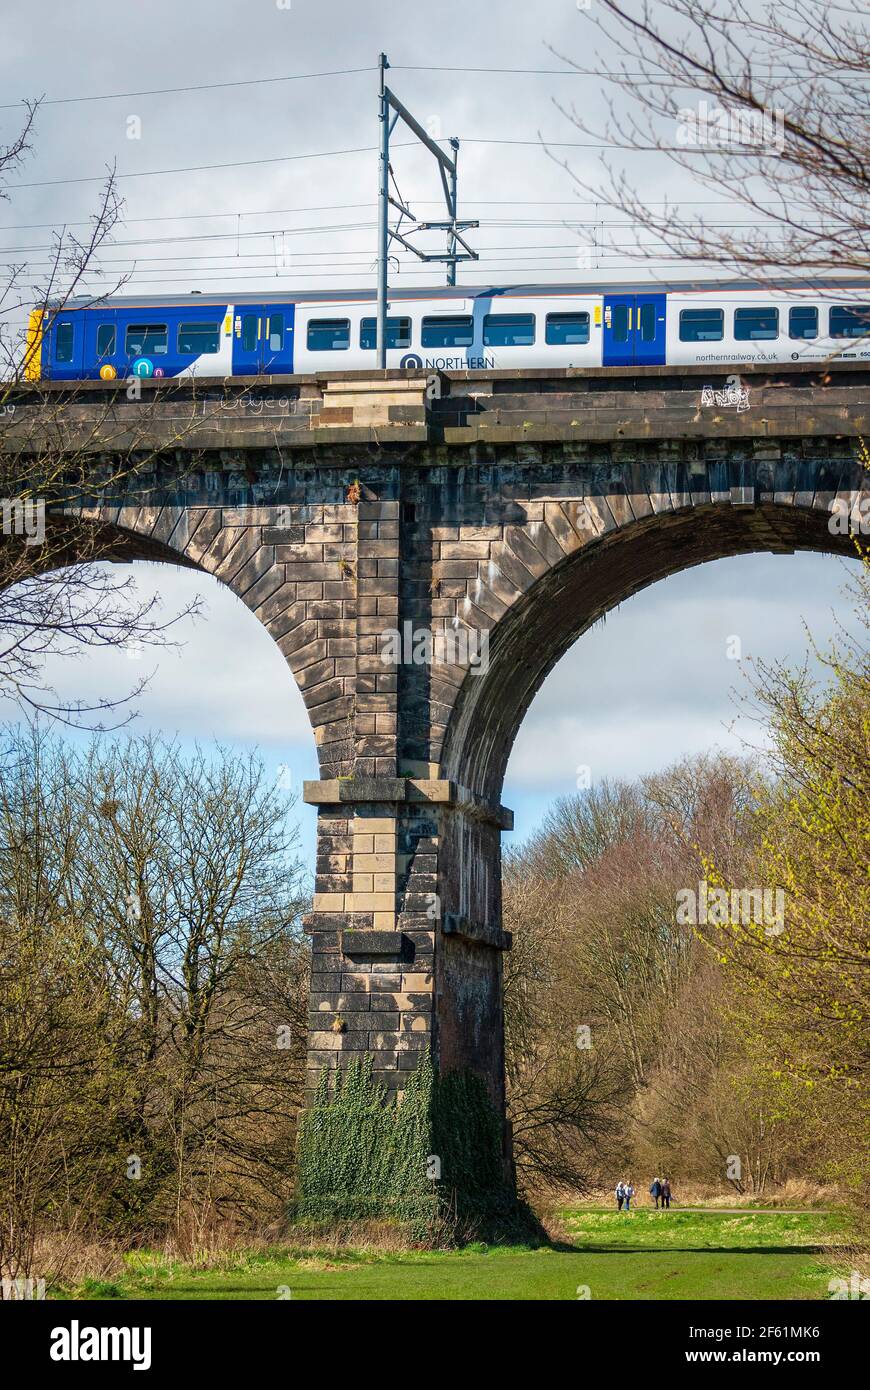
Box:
292 1051 529 1242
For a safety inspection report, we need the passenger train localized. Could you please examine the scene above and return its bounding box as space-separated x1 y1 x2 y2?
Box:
25 278 870 381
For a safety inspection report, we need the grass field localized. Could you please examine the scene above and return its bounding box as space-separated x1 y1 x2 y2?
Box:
71 1208 848 1301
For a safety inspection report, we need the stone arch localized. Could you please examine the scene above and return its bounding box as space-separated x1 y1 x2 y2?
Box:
42 499 357 769
437 482 864 804
411 468 865 1129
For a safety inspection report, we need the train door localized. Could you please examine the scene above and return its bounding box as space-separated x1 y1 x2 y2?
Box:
634 294 667 365
232 306 265 375
48 313 85 380
603 293 666 366
602 294 634 367
84 313 119 379
231 305 294 374
262 305 294 373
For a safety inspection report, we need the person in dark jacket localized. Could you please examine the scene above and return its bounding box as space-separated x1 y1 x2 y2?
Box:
650 1177 662 1208
661 1177 672 1209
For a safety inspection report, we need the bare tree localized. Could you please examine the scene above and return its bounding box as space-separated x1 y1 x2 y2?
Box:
551 0 869 284
502 755 782 1196
0 726 310 1289
0 105 256 728
0 728 124 1296
503 853 630 1192
71 735 309 1233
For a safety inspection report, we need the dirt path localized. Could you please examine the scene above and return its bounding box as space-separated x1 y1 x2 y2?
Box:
656 1207 831 1215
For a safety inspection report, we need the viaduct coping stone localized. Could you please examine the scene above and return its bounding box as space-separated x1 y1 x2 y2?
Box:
9 362 868 453
303 777 513 830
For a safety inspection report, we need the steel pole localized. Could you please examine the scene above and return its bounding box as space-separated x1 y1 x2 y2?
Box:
447 138 459 287
376 53 390 370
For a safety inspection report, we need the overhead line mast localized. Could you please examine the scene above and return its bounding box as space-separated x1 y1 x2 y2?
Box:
375 52 479 368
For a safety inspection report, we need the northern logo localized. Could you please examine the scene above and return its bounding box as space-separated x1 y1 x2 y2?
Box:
400 352 424 369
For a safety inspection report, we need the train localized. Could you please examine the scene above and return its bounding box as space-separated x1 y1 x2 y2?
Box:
25 278 870 381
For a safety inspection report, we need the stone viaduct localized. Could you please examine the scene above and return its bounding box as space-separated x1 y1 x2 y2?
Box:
6 361 868 1207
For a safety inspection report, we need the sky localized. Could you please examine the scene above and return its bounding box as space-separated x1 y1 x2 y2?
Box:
0 0 724 313
0 0 859 863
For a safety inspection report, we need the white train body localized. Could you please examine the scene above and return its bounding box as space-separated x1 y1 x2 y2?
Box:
33 279 870 380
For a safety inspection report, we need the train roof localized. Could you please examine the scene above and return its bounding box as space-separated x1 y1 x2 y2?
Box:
55 276 870 310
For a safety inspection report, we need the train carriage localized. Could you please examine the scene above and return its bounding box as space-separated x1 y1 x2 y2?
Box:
26 278 870 381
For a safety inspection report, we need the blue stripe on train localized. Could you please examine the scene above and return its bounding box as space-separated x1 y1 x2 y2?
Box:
44 302 298 379
43 304 239 379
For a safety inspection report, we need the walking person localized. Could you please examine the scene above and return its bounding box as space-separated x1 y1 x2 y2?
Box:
650 1177 662 1209
623 1181 635 1213
661 1177 672 1209
615 1180 625 1212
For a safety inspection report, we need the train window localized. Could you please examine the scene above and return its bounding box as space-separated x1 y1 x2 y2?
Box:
178 321 220 354
268 314 284 351
421 316 474 348
360 316 412 350
96 324 115 358
610 304 630 342
638 302 657 342
829 304 870 338
679 309 724 341
482 313 535 347
55 322 74 362
789 307 818 340
545 312 590 345
125 324 167 356
734 307 779 340
241 315 258 352
307 318 350 351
